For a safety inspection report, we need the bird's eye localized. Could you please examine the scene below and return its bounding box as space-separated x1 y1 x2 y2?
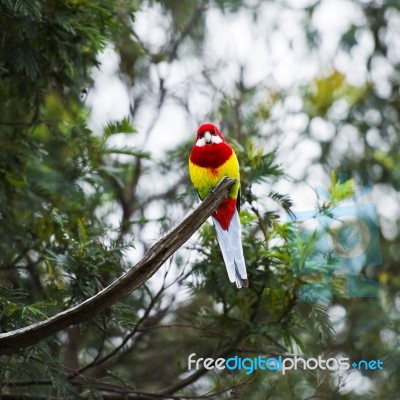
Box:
213 130 216 135
199 133 204 138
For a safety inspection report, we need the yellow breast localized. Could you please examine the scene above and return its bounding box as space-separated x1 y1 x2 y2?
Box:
189 151 240 200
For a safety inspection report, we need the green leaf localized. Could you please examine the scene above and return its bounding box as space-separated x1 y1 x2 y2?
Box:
104 117 136 137
328 171 356 202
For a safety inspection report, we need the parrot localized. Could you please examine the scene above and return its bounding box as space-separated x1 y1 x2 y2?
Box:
189 122 248 288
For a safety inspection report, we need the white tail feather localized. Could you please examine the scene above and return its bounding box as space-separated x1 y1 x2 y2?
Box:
212 210 248 288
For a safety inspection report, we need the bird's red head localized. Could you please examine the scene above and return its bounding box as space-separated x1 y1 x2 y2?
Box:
195 122 225 146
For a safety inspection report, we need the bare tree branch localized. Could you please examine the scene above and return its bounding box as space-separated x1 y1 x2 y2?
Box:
0 177 236 354
167 0 209 62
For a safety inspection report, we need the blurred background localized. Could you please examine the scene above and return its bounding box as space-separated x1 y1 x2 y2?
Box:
1 0 399 398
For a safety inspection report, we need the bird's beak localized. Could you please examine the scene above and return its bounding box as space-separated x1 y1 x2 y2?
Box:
204 131 212 144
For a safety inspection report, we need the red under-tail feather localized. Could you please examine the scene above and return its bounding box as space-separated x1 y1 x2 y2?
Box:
212 197 237 230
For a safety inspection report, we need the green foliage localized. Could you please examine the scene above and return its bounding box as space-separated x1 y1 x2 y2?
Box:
317 171 356 216
242 143 283 185
0 1 146 397
303 70 371 117
0 0 135 87
104 116 136 137
328 171 356 202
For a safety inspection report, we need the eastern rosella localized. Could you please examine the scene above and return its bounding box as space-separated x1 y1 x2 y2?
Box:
189 122 248 288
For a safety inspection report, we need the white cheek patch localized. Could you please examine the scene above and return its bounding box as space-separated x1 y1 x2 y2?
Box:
212 135 223 144
195 133 224 147
196 137 206 147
